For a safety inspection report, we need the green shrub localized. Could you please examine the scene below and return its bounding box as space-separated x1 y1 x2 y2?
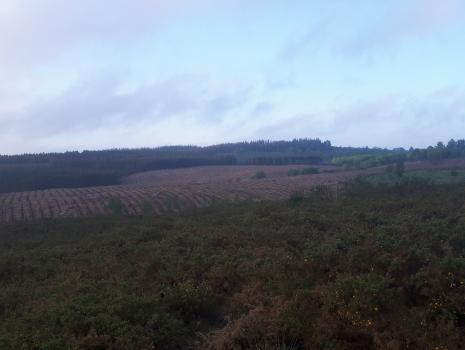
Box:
301 167 319 175
395 161 405 177
287 169 300 177
385 164 394 175
326 273 398 325
288 192 305 207
288 168 319 176
252 170 266 179
141 200 155 216
107 197 124 215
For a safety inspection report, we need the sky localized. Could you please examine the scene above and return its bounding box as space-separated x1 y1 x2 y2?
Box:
1 0 465 154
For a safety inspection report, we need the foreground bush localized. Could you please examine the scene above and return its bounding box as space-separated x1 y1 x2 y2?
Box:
0 182 465 349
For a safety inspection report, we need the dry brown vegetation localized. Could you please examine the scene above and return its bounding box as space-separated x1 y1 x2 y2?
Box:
1 160 465 222
122 164 341 186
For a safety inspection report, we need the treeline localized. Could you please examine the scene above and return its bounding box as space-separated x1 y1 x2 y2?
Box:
333 139 465 169
0 154 236 193
0 139 387 193
2 138 463 193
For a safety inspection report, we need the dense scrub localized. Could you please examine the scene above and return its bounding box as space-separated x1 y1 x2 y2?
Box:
0 181 465 349
367 169 465 186
333 139 465 169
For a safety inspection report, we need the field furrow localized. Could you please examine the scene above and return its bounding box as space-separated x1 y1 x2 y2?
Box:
1 160 463 222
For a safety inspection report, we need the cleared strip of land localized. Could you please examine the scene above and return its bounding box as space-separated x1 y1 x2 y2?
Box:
1 160 464 222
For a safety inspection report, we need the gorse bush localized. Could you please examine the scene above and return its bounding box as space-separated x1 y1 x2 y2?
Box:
107 197 124 215
288 192 305 208
287 169 300 177
287 168 319 176
301 167 319 175
252 170 266 179
326 273 399 326
0 181 465 349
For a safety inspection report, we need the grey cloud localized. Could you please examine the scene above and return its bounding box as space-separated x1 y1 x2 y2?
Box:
0 1 160 68
330 88 465 147
253 113 323 140
251 102 273 116
253 87 465 149
204 88 250 120
0 0 264 69
3 75 252 139
331 95 403 128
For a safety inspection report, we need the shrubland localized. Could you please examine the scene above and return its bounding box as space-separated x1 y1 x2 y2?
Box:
0 179 464 349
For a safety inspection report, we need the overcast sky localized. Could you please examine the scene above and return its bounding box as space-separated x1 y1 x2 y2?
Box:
1 0 465 154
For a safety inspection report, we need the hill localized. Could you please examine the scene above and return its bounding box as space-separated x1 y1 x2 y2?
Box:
1 159 465 223
0 139 390 193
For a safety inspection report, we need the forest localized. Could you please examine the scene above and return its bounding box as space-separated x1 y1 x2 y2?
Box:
0 139 388 193
0 139 465 193
2 138 465 194
0 179 464 349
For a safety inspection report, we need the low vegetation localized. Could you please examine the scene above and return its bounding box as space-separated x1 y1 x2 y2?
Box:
1 180 464 349
332 139 465 169
287 167 319 176
252 170 266 179
367 169 465 186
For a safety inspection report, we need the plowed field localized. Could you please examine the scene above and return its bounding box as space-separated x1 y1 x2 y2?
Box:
1 159 464 222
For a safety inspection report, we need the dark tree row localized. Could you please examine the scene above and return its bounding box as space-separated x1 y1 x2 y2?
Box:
0 155 236 193
2 138 461 193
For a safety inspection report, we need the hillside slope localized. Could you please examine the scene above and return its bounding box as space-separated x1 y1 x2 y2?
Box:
1 159 464 222
0 181 464 349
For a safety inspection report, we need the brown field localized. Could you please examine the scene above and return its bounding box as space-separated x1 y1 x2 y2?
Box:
122 164 341 186
1 159 464 222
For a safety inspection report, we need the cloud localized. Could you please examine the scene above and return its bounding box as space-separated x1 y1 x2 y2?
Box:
2 82 464 153
0 0 258 69
204 88 251 120
253 113 323 140
392 0 465 34
276 0 465 62
252 87 465 149
251 102 273 116
1 75 252 144
0 1 154 68
329 87 465 147
0 1 463 153
341 0 465 56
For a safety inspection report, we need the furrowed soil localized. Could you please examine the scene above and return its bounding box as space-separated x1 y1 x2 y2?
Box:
1 160 465 222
